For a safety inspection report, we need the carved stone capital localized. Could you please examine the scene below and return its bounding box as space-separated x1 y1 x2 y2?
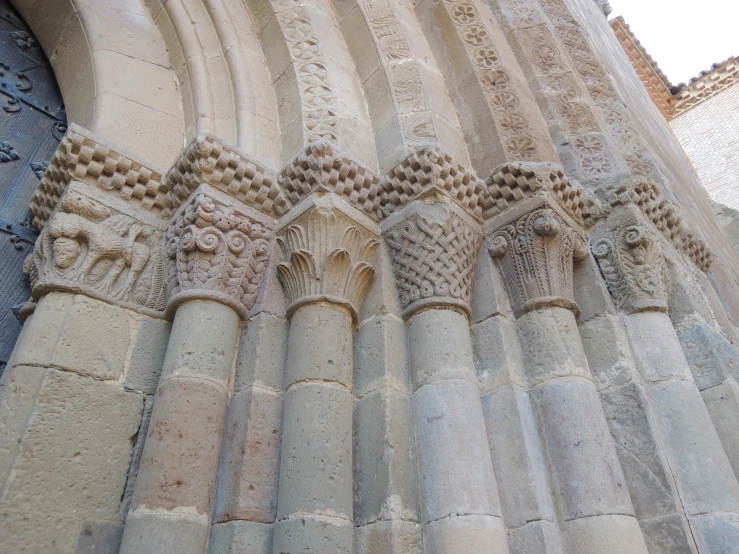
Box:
484 161 597 227
25 182 168 317
597 176 712 272
379 148 488 223
275 195 380 323
486 198 587 318
165 134 287 219
165 187 275 319
383 202 482 319
279 141 381 220
590 206 670 314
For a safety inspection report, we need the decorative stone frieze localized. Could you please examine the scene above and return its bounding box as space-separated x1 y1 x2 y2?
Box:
165 189 274 319
278 141 380 219
275 195 380 323
25 182 168 317
29 123 167 229
486 198 587 317
383 202 482 319
379 147 489 222
484 160 597 225
590 206 670 315
598 177 713 271
164 134 286 219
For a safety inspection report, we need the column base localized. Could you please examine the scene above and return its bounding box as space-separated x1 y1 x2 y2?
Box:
273 516 352 554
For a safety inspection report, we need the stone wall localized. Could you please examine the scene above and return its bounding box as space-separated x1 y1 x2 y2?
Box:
672 81 739 210
1 1 739 553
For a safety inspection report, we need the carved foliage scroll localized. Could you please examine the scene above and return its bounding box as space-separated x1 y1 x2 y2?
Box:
384 211 480 318
591 224 669 314
277 206 379 319
488 208 586 316
26 191 167 314
166 194 272 317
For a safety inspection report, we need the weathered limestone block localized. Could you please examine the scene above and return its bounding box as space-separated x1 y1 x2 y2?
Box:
235 312 288 393
354 315 409 397
413 378 504 532
598 382 678 520
423 514 508 554
0 370 143 554
74 521 125 554
533 378 634 520
354 520 422 554
214 386 283 524
472 314 526 393
480 386 557 529
124 316 171 394
353 388 417 525
507 520 565 554
208 520 273 554
702 380 739 482
563 515 649 554
578 312 635 391
677 322 739 391
639 514 697 554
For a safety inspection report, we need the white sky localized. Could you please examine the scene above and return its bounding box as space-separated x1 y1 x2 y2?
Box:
609 0 739 85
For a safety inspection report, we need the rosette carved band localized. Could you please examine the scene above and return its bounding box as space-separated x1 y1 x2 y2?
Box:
165 190 274 319
276 198 380 323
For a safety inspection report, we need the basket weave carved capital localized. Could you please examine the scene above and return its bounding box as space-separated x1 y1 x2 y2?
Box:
275 203 380 322
590 213 669 315
165 192 274 319
487 206 587 317
383 207 482 319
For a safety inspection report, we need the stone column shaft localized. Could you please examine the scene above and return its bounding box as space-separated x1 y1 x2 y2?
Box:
486 195 649 554
272 194 380 553
121 300 239 553
382 188 510 553
592 207 739 553
410 308 508 553
120 135 280 554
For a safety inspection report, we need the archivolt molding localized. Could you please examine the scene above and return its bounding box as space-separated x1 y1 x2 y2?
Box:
270 0 340 144
590 207 670 314
511 23 624 186
437 0 552 164
537 0 668 188
165 192 274 319
487 203 587 317
354 0 438 151
26 184 168 318
383 205 481 319
13 0 185 167
275 200 380 322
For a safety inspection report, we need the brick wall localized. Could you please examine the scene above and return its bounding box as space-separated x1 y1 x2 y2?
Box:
671 83 739 211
